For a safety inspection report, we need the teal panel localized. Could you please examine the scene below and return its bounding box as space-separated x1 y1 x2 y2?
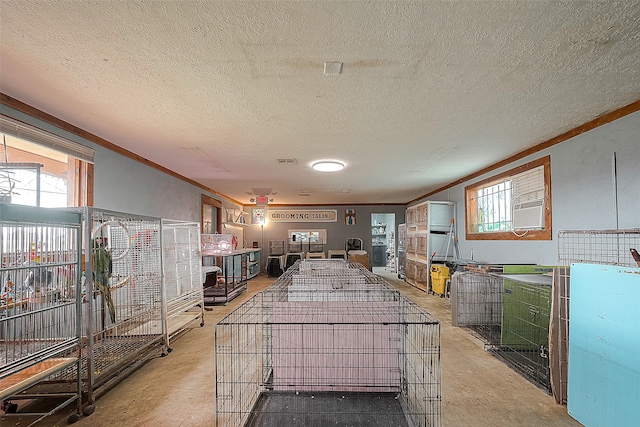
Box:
568 263 640 427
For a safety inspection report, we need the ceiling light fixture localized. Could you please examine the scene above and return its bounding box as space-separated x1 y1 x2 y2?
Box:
312 160 345 172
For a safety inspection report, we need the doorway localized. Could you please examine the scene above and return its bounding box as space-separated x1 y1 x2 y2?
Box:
201 195 222 234
371 213 396 274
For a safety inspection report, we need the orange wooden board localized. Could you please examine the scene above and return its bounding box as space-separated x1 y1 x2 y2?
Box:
0 357 77 400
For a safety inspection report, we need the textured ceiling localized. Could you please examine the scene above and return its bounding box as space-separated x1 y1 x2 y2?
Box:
1 1 639 205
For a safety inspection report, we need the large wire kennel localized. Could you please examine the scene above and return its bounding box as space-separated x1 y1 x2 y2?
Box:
160 219 204 354
215 260 442 427
80 207 164 403
451 271 552 392
0 203 86 425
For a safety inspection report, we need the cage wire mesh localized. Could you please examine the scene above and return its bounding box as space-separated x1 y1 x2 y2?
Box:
558 229 640 267
1 204 83 422
160 220 204 352
497 274 552 392
551 229 640 404
451 272 552 392
451 272 503 343
80 208 164 401
216 260 442 427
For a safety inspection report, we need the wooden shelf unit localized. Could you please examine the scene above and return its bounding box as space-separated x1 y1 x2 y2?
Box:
404 201 455 293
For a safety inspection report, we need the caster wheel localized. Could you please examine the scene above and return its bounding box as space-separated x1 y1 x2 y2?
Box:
82 404 96 416
398 274 402 279
440 294 444 298
167 347 173 353
200 322 205 327
68 413 81 423
161 352 168 357
4 402 18 413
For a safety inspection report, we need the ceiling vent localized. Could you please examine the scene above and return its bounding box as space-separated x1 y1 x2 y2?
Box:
324 62 343 76
277 158 297 165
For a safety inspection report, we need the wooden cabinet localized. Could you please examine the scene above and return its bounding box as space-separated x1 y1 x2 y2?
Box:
405 201 455 293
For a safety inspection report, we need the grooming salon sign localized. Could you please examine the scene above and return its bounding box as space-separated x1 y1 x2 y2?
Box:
267 209 337 223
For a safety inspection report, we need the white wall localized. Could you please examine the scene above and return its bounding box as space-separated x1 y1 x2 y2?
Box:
424 111 640 265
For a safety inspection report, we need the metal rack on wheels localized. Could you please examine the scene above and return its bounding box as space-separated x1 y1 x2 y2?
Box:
80 207 164 404
0 203 87 425
160 219 205 354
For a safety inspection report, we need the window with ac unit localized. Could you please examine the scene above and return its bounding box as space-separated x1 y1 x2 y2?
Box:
465 156 551 240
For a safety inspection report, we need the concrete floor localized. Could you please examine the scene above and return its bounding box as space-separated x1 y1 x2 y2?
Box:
5 269 582 427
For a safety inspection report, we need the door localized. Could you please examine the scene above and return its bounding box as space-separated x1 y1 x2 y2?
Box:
371 213 396 271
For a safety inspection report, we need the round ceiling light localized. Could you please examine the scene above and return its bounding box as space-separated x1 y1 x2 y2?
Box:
312 160 345 172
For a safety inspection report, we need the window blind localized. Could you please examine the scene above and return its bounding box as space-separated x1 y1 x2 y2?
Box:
0 115 95 163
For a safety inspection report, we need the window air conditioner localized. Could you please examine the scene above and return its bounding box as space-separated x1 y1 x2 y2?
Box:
512 166 545 230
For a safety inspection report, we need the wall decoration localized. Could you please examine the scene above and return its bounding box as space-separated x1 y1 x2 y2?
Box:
345 209 356 225
252 208 265 224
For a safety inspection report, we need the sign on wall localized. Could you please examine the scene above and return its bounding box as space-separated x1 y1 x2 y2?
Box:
252 208 265 224
268 209 338 223
345 209 356 225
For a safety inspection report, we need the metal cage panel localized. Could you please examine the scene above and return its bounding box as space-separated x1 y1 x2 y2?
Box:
451 272 552 393
215 260 442 427
81 207 164 401
161 220 204 352
558 229 640 268
1 203 83 425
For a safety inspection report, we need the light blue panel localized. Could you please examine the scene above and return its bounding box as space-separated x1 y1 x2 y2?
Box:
568 263 640 427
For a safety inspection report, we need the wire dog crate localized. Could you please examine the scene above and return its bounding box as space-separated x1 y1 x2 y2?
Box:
450 272 503 341
160 220 204 354
551 229 640 404
0 203 86 425
80 207 164 403
215 260 442 427
451 271 552 392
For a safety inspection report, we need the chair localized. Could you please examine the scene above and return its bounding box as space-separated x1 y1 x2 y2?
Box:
345 237 363 252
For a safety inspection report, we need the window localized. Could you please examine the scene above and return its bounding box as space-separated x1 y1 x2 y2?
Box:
465 156 551 240
288 229 327 252
1 115 94 207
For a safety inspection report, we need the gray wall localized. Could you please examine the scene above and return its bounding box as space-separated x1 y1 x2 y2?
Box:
422 111 640 266
243 205 406 256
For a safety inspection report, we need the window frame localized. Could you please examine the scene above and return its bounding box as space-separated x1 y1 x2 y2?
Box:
465 156 551 241
1 129 93 207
